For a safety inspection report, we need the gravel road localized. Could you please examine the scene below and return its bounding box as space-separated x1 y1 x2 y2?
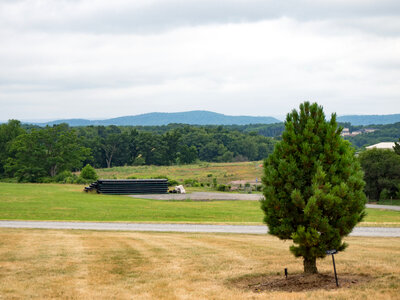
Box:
130 192 400 211
365 204 400 211
0 221 399 237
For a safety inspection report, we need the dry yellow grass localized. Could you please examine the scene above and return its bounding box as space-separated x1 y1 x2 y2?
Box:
95 161 264 184
0 229 399 299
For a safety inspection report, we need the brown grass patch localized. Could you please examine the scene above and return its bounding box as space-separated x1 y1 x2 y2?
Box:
0 229 399 299
230 273 373 292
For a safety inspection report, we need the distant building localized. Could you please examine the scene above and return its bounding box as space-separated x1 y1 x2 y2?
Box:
341 128 350 136
350 130 362 136
364 128 376 133
365 142 396 150
341 127 377 137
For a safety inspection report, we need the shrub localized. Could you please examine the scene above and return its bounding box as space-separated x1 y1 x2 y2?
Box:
183 178 199 187
75 177 88 184
65 175 78 184
212 177 217 188
54 170 73 183
216 184 229 192
79 164 98 181
169 179 179 186
380 189 390 201
152 175 178 186
133 156 145 166
39 177 54 183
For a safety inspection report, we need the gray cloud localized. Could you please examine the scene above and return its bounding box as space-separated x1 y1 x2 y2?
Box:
0 0 399 120
1 0 400 35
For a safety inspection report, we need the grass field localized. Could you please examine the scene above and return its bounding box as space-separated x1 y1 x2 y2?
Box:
0 183 262 224
0 228 399 299
95 161 264 185
0 182 399 226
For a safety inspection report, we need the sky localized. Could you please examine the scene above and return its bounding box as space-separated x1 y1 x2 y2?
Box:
1 0 400 121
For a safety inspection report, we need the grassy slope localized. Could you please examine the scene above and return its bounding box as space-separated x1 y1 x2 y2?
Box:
0 182 399 225
95 161 264 184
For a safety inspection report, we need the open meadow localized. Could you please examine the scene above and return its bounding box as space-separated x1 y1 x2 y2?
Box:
1 163 399 298
0 228 399 299
0 182 399 226
94 161 264 185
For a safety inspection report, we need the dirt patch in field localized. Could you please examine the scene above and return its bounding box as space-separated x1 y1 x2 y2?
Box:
229 273 373 292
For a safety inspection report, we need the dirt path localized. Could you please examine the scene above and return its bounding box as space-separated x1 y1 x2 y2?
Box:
0 221 399 237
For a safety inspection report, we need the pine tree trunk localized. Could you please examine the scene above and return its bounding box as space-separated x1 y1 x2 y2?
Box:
303 257 318 274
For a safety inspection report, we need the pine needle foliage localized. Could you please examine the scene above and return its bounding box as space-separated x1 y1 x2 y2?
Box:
261 102 367 273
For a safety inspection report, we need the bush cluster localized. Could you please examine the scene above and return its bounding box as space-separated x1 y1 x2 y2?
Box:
38 164 98 184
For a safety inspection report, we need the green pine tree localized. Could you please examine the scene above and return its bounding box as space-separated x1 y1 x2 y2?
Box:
261 102 367 274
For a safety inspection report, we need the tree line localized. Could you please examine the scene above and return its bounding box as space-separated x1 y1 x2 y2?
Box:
0 120 276 182
224 121 400 151
1 119 399 200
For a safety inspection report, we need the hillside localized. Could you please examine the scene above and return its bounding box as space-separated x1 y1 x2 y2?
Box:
33 111 281 126
337 114 400 126
18 111 400 127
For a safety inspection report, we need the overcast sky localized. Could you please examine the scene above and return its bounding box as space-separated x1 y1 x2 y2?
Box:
1 0 400 121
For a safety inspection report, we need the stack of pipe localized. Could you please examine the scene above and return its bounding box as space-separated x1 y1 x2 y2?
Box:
84 179 168 194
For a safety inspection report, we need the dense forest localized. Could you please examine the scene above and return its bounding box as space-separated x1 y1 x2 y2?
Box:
0 120 275 182
1 119 399 189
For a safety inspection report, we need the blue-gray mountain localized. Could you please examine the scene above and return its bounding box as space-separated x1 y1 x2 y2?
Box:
20 111 400 127
31 111 281 126
337 114 400 126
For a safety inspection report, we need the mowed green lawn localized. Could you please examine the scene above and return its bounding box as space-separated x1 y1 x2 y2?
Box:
0 183 263 224
0 182 399 225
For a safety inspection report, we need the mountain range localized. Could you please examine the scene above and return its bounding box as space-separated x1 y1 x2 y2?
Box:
336 114 400 126
32 111 281 126
20 111 400 127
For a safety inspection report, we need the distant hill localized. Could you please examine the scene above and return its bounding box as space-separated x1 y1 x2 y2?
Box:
22 111 400 127
337 114 400 126
33 111 281 127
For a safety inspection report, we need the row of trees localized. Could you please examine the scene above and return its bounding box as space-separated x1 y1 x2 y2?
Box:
359 144 400 201
227 120 400 151
1 118 399 201
75 124 275 168
0 121 276 182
